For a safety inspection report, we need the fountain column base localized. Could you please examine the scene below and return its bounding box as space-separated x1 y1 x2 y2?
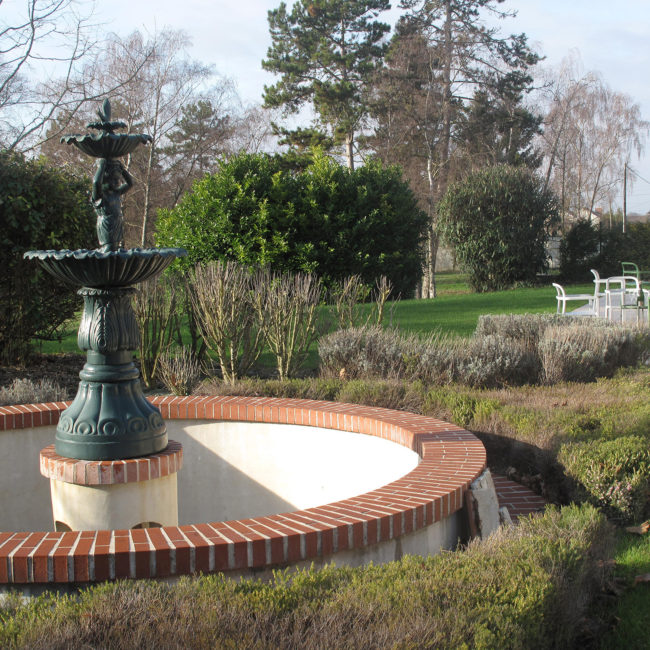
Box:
39 441 182 532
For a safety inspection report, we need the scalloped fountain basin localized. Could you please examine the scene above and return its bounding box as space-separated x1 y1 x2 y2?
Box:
0 396 486 590
23 248 183 288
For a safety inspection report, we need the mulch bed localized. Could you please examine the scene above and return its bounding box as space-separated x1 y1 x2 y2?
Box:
0 353 85 398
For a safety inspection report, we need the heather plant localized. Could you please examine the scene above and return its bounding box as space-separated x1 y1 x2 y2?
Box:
0 377 67 406
539 324 640 384
318 325 407 380
559 436 650 524
459 335 539 388
0 504 612 649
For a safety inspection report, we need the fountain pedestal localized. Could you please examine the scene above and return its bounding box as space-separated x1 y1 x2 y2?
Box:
40 441 183 531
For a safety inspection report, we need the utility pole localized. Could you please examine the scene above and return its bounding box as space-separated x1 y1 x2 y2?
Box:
623 162 627 233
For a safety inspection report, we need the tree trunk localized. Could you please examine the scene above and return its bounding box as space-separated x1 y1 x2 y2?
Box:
345 132 354 170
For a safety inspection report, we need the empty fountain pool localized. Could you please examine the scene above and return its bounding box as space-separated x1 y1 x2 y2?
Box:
0 395 486 591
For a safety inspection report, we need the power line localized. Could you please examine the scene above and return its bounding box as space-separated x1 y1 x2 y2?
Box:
627 166 650 186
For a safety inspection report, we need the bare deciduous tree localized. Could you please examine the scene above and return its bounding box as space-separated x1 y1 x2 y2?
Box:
538 53 649 227
0 1 160 151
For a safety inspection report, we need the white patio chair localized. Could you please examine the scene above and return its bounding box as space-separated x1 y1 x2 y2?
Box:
552 283 596 315
590 269 607 316
604 275 645 323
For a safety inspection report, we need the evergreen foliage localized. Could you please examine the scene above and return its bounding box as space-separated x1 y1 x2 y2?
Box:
438 165 559 291
262 0 391 168
156 151 427 297
0 151 95 363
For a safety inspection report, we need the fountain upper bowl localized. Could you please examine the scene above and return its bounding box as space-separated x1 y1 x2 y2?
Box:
61 132 152 158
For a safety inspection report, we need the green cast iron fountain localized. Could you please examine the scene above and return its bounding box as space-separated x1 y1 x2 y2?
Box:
25 99 186 461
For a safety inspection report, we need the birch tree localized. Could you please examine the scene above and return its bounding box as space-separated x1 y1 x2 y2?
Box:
538 54 648 228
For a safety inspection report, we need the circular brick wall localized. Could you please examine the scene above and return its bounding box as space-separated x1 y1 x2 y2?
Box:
0 396 486 586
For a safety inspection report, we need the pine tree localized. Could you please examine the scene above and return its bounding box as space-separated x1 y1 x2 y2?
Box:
262 0 391 169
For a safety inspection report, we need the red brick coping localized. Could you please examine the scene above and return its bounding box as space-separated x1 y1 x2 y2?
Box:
0 396 486 585
40 441 183 485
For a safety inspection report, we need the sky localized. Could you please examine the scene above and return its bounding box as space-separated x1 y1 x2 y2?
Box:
9 0 650 212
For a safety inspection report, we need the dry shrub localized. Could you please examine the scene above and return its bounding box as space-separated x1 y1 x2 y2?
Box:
330 274 371 329
191 261 264 384
133 274 177 387
253 268 329 380
157 346 202 396
0 377 67 406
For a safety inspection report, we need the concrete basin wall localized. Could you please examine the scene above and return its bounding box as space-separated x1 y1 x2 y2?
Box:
0 396 486 588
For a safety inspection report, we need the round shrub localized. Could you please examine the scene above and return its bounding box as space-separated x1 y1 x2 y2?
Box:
438 164 559 292
156 151 428 297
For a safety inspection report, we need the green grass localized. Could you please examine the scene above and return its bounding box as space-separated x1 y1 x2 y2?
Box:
34 273 593 354
601 531 650 649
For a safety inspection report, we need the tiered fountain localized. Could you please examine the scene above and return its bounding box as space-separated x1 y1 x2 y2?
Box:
24 99 186 531
0 99 493 590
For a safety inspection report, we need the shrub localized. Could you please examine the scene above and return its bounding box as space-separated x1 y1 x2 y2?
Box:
157 346 202 396
253 268 328 380
0 151 95 363
318 325 407 380
539 324 640 384
0 505 612 649
559 436 650 523
0 377 67 406
319 316 648 389
132 275 178 388
559 218 600 281
156 151 427 297
459 335 539 388
190 261 265 384
437 164 559 292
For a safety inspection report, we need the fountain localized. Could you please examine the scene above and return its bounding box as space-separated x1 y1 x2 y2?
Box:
25 99 185 461
23 99 186 532
0 99 497 591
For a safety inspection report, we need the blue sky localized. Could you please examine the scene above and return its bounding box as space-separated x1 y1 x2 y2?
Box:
10 0 650 212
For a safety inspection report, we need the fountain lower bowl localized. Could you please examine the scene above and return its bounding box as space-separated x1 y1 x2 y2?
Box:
24 247 186 287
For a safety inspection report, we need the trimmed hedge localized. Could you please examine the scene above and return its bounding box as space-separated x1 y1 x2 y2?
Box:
155 151 428 297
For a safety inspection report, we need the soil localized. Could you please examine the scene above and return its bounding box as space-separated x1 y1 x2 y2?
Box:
0 353 86 398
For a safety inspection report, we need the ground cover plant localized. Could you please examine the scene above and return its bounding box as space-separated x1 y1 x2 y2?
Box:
0 505 613 649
